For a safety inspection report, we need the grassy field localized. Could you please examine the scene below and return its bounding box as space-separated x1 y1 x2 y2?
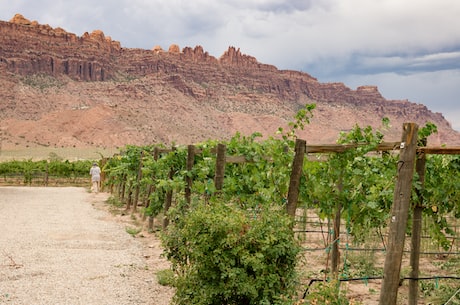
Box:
0 146 119 161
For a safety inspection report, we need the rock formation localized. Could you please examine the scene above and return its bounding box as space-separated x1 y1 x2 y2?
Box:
0 14 458 150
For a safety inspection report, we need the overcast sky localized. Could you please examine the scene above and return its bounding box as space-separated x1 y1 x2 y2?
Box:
1 0 459 131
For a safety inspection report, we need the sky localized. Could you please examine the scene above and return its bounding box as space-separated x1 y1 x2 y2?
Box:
1 0 459 131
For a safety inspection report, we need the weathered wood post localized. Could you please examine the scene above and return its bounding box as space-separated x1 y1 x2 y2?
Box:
331 174 343 275
163 146 176 229
185 145 195 205
132 151 144 214
379 122 418 305
119 173 126 202
286 139 306 218
99 157 107 192
147 147 160 231
126 188 133 211
408 137 427 305
214 143 226 193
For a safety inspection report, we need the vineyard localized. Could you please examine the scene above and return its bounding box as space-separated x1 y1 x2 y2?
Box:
0 158 93 186
1 106 460 304
99 111 460 304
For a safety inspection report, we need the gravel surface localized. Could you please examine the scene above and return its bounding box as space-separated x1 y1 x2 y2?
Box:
0 187 173 305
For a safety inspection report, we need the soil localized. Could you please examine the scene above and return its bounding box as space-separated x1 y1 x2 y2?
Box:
0 186 448 305
0 186 174 305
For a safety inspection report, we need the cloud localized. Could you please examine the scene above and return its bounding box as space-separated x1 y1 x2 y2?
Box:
309 50 460 76
331 69 460 130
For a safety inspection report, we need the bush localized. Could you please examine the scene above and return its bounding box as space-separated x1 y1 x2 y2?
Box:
161 202 302 305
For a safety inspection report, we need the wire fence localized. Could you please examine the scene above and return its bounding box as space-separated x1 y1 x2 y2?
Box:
294 208 460 302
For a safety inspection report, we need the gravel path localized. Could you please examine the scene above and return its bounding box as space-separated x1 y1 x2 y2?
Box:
0 187 173 305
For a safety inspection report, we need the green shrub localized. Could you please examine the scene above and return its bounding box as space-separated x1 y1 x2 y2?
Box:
156 268 176 286
161 202 302 305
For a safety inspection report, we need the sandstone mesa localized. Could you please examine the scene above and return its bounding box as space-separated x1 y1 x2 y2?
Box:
0 14 459 151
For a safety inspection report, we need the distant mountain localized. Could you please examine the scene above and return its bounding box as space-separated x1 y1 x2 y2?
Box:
1 14 458 150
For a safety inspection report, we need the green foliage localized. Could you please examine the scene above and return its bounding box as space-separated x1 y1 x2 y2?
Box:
0 159 92 183
421 154 460 249
125 226 141 236
101 114 460 302
162 202 301 305
278 103 316 143
417 121 438 144
106 196 124 208
302 121 397 239
421 280 460 304
306 280 356 305
222 132 293 209
156 268 176 287
344 251 382 278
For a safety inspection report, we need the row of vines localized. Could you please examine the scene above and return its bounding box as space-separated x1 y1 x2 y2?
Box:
99 106 460 305
0 158 93 185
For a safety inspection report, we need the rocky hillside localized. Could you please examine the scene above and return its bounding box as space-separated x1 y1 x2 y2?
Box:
1 14 459 150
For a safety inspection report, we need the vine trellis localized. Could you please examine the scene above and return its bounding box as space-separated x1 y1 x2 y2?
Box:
102 122 460 304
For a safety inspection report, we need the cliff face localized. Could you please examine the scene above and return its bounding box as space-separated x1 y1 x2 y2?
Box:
0 14 120 81
0 14 458 149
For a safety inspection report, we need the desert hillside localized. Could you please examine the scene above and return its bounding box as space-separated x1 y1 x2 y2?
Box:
1 14 459 151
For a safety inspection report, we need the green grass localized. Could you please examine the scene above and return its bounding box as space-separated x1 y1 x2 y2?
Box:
125 226 142 237
156 269 176 287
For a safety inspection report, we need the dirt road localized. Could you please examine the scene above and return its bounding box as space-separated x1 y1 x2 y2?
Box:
0 187 173 305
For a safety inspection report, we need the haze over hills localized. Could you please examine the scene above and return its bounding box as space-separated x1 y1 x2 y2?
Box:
1 14 459 151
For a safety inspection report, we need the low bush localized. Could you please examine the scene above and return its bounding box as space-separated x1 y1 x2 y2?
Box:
161 202 302 305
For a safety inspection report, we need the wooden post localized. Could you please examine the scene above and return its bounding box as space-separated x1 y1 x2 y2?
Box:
286 139 306 218
132 151 144 214
142 185 152 221
146 147 160 230
331 175 343 275
185 145 195 205
214 143 226 192
379 123 418 305
408 138 427 305
99 157 107 192
126 188 133 211
119 173 126 202
163 147 176 229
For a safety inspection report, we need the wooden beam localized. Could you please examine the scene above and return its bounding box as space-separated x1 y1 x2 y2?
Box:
417 146 460 155
305 142 401 153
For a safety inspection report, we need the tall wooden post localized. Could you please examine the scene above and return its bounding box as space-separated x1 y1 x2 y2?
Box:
379 123 418 305
163 146 176 229
331 174 343 275
185 145 195 205
214 144 226 192
408 138 427 305
132 151 144 214
99 157 107 192
286 139 306 218
147 147 160 231
119 173 126 202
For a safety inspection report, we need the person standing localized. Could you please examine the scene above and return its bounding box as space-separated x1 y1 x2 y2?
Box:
90 162 101 193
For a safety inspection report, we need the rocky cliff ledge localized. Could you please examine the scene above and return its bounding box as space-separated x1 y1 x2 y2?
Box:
0 14 458 148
